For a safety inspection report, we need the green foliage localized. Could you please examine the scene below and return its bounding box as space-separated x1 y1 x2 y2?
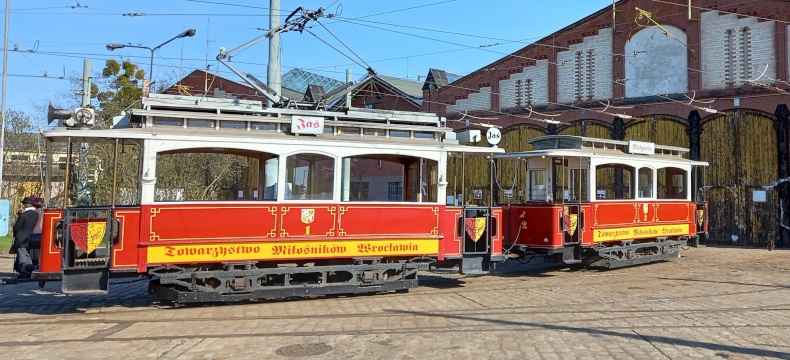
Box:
1 110 43 222
94 59 144 126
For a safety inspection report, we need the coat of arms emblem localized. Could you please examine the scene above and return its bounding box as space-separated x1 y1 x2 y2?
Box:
696 209 704 226
301 209 315 224
70 222 106 254
642 203 649 221
465 217 486 242
562 206 578 236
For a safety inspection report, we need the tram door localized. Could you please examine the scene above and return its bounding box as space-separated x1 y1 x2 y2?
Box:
460 206 494 274
553 157 585 246
59 207 115 294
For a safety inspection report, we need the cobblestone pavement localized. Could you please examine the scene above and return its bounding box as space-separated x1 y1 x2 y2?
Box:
0 247 789 359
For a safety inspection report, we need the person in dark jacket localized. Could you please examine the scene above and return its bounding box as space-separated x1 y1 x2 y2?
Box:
12 196 40 279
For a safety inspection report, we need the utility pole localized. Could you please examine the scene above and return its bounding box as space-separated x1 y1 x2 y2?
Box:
267 0 281 108
0 0 9 236
76 60 91 206
0 0 10 200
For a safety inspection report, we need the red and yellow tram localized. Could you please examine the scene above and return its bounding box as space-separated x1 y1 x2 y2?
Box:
498 135 709 268
33 94 504 303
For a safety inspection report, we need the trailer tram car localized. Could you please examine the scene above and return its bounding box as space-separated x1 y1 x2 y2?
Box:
497 135 709 268
32 94 504 303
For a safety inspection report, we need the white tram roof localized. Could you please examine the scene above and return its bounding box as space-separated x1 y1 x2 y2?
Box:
43 94 503 156
495 135 708 166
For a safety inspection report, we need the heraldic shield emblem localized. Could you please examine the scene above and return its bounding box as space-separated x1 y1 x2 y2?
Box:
301 209 315 224
697 209 704 226
465 217 487 242
562 206 578 236
70 222 107 254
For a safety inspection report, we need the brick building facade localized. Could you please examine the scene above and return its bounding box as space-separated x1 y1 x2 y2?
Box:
421 0 790 247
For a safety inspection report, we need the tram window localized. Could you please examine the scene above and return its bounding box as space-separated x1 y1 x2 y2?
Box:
338 127 360 135
252 123 277 131
414 131 435 139
528 169 547 201
364 129 383 137
638 168 653 198
569 168 589 201
658 167 687 199
340 156 436 202
188 119 215 128
595 164 634 200
281 124 291 133
220 121 246 130
153 117 183 127
390 130 409 138
285 153 335 200
324 126 334 134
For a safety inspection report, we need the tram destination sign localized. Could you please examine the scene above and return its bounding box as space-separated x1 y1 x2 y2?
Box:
291 115 325 135
628 140 655 155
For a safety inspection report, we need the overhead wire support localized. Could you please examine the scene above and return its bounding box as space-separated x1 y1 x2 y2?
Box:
215 6 326 107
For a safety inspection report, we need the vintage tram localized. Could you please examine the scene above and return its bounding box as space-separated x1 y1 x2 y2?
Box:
32 94 504 303
498 135 709 268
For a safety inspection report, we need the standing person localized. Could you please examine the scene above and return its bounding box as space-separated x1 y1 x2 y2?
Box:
28 195 44 267
12 196 40 279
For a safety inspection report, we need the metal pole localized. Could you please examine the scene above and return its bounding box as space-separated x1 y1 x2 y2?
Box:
0 0 10 198
82 59 91 107
148 49 154 95
345 69 352 108
267 0 281 107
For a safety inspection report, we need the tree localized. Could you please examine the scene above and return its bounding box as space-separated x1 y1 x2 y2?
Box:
1 110 44 226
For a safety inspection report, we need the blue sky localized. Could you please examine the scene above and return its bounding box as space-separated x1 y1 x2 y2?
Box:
1 0 612 123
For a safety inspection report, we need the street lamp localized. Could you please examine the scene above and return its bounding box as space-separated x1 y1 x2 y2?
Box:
106 28 197 93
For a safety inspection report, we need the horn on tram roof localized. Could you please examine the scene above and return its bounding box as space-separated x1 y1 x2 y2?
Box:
47 102 73 124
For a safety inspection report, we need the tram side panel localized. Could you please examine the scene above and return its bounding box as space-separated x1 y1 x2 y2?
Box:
503 201 707 267
140 203 446 269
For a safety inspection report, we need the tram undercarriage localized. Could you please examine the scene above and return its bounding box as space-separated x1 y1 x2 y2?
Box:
508 236 699 269
147 258 418 303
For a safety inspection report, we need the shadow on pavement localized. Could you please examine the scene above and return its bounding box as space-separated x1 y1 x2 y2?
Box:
387 308 790 359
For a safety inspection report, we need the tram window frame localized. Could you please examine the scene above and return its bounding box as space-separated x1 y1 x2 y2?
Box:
338 127 361 135
595 163 635 200
637 167 654 198
658 167 688 200
284 153 335 201
220 121 246 130
188 119 215 128
252 123 277 131
152 117 183 127
339 156 437 203
528 169 547 201
390 130 409 138
364 129 384 137
414 131 435 140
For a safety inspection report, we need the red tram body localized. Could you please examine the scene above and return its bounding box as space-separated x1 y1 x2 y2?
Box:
33 94 503 303
498 136 709 268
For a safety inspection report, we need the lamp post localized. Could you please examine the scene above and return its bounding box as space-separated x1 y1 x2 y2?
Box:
106 28 197 93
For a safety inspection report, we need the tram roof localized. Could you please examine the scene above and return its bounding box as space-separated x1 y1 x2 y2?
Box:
41 125 503 156
43 94 502 156
494 135 708 166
